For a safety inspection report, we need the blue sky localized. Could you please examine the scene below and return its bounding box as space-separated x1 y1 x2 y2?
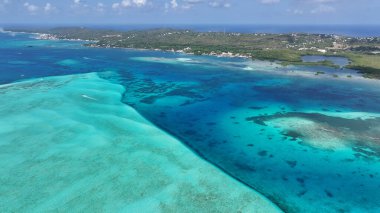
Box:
0 0 379 25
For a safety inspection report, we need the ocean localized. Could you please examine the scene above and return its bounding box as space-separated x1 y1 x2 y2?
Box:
1 30 380 212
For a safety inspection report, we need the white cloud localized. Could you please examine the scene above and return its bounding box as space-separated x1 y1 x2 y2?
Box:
121 0 131 7
133 0 146 7
209 1 219 7
0 0 10 11
181 4 192 9
294 9 303 14
24 2 39 13
260 0 280 4
311 4 335 13
71 0 89 9
44 2 51 11
95 2 105 12
164 0 230 11
112 0 147 9
164 0 178 12
288 0 337 15
181 0 203 9
289 9 304 14
209 1 231 8
44 2 56 12
111 2 119 9
170 0 178 8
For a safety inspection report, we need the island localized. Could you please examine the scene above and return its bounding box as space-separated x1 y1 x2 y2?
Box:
6 27 380 79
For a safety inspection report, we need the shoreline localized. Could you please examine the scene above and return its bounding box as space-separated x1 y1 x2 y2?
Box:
3 30 379 84
37 31 380 79
3 28 380 79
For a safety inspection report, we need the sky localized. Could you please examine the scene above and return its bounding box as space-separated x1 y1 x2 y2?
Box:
0 0 379 25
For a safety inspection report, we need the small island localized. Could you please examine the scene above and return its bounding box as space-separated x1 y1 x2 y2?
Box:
7 27 380 79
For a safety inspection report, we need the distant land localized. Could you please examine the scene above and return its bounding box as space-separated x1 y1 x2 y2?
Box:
4 24 380 37
6 26 380 79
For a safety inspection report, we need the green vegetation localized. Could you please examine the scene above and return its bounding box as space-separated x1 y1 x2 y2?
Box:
343 53 380 79
251 49 302 62
6 27 380 79
315 71 326 76
280 58 340 68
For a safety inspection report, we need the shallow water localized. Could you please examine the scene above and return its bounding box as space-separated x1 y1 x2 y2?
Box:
0 72 279 212
1 31 380 212
301 55 350 67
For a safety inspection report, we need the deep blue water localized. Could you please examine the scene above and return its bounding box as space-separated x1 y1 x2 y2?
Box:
1 31 380 212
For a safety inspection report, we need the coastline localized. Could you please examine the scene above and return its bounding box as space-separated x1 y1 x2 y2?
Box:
3 27 380 79
3 29 379 84
25 30 380 80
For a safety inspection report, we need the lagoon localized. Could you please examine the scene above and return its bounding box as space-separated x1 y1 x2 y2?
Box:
301 55 350 67
1 31 380 212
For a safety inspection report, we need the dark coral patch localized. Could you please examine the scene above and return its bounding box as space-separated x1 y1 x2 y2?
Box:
325 190 334 198
286 160 298 168
249 106 267 110
258 150 268 157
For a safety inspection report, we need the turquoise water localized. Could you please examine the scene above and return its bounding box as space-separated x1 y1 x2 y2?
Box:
1 31 380 212
0 72 279 212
